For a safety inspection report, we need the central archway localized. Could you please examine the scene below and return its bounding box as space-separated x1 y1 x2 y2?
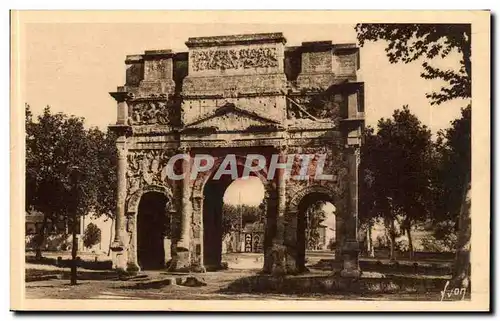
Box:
203 179 226 269
192 152 274 271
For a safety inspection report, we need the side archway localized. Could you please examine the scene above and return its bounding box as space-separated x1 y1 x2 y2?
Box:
287 185 337 214
285 185 341 273
127 184 174 215
125 184 175 271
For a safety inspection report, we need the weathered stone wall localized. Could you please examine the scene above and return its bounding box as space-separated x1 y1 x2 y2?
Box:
182 96 286 125
296 42 359 90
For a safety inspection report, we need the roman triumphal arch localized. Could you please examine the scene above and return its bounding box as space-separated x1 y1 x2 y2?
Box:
109 33 364 276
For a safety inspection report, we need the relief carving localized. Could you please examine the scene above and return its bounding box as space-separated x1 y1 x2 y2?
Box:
126 150 174 201
287 94 343 125
191 47 278 72
128 100 171 125
147 60 167 73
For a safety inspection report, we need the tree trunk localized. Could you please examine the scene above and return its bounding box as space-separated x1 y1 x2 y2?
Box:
389 219 396 261
107 218 114 257
366 223 374 257
407 227 414 261
451 175 471 290
35 215 49 260
70 215 78 286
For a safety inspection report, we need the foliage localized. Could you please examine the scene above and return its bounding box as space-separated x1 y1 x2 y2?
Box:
221 203 262 237
432 106 471 231
355 23 471 105
420 233 457 253
305 201 327 250
395 239 409 253
26 105 117 256
327 237 336 251
26 105 117 219
360 107 434 232
355 24 471 285
83 223 102 249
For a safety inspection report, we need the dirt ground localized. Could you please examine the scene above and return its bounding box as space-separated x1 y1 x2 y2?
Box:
24 251 453 301
25 267 444 301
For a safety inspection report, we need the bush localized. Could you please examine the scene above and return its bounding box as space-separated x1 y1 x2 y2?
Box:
421 235 456 253
83 223 101 249
395 239 409 253
327 238 336 251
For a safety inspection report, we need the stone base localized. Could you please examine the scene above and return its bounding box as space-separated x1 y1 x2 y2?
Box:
126 262 141 275
110 241 124 252
340 268 361 278
189 264 207 273
262 244 287 275
176 250 191 269
113 250 128 271
341 241 360 278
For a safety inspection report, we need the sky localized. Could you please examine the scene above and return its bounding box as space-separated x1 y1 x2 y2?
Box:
23 22 468 206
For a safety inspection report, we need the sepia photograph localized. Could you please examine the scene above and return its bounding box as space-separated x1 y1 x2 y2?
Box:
10 10 490 311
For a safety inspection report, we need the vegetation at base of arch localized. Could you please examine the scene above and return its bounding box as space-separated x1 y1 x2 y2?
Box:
25 105 117 258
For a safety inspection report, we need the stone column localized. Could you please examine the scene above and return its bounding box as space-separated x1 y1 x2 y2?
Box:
110 135 128 271
266 146 288 275
340 147 361 277
284 209 299 274
177 146 192 269
109 91 130 273
190 195 205 272
125 214 139 273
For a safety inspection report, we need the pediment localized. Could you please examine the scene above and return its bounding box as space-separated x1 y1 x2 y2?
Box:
184 103 280 132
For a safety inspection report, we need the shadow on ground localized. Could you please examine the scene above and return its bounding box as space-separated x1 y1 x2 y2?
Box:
218 272 449 295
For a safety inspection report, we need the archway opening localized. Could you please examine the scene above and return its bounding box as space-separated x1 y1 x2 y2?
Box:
137 192 169 270
222 177 265 270
296 193 336 273
202 170 265 271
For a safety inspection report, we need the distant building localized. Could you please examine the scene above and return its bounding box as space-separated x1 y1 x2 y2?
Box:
25 211 113 254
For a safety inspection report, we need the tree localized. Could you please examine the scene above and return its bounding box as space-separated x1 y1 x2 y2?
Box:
433 106 471 226
355 24 471 106
359 107 434 260
359 127 385 257
221 203 261 238
356 24 471 286
83 223 102 249
305 201 326 250
25 105 117 268
433 106 471 282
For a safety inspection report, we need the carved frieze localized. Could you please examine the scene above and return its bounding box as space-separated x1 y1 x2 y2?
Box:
126 149 175 200
287 94 343 126
191 47 279 72
128 100 176 126
144 59 172 81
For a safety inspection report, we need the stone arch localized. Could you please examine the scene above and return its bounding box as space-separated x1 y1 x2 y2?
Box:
191 154 274 199
287 185 337 214
189 153 276 270
125 184 175 271
285 184 340 273
127 184 174 215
